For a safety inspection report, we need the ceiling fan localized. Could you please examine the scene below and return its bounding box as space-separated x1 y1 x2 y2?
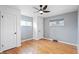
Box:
33 5 50 14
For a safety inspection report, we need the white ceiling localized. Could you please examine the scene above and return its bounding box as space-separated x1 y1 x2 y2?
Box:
11 5 79 17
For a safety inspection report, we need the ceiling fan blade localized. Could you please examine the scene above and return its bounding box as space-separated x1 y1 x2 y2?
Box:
40 5 43 8
43 11 50 13
33 7 39 11
40 5 43 10
43 5 47 10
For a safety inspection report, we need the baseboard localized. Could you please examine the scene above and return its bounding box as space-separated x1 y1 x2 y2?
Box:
43 37 53 40
32 38 44 40
22 38 33 42
22 38 45 42
58 40 77 46
16 44 21 47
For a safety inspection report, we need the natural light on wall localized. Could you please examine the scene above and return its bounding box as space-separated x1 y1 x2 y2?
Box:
21 20 32 26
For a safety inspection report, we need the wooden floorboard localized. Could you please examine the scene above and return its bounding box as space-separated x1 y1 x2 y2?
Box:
0 39 77 54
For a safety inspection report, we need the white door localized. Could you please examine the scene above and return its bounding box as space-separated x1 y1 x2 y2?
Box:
1 12 17 51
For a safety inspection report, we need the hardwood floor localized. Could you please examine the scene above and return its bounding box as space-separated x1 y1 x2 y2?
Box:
0 39 77 54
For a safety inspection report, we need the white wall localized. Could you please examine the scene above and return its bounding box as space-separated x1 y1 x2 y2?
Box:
37 16 43 39
33 16 38 39
33 16 44 39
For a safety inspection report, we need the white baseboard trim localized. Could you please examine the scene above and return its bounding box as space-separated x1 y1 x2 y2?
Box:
22 38 33 42
32 38 44 40
16 44 21 47
21 38 45 42
59 40 77 46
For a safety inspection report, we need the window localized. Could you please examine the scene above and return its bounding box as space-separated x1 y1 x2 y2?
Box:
49 21 56 26
49 19 64 26
59 20 64 26
21 20 32 26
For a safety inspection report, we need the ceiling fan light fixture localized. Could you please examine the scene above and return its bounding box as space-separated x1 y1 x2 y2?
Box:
39 11 43 14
